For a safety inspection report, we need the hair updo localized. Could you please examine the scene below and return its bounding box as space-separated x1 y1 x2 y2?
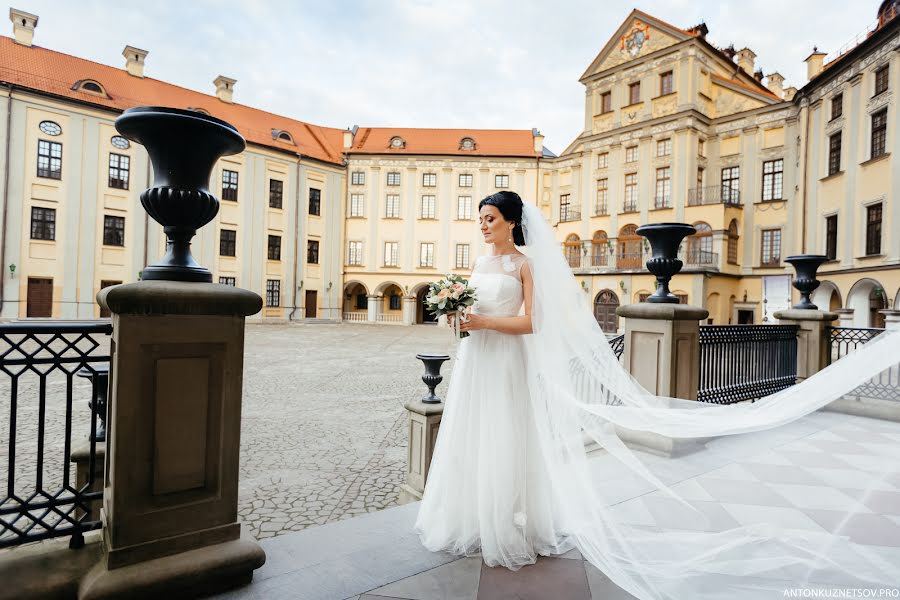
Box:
478 191 526 246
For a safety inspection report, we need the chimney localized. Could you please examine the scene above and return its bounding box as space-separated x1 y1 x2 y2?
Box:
343 127 355 149
9 7 37 47
736 47 756 75
766 72 785 99
532 128 545 154
804 47 827 81
122 46 148 78
213 75 236 103
783 86 797 101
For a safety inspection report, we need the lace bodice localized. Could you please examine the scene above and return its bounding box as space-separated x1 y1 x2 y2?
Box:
469 254 527 317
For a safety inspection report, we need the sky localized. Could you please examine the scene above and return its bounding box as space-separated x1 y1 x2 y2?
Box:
14 0 878 153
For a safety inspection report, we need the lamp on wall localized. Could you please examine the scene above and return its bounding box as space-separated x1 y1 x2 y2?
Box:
8 264 15 278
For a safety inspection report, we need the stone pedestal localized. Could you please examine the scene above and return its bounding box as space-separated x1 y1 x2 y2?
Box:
835 308 854 328
367 295 378 323
616 303 709 400
71 443 105 520
774 309 838 381
80 280 265 599
879 309 900 331
398 399 443 504
402 296 417 326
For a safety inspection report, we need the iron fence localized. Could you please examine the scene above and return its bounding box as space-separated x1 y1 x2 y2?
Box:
608 334 624 361
826 326 884 364
698 324 798 404
826 326 898 403
0 322 111 549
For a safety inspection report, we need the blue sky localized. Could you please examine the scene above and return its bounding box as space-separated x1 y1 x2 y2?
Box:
17 0 874 152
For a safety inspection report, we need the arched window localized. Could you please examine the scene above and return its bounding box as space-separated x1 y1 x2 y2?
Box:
617 224 642 270
593 289 619 333
687 222 713 266
72 79 107 96
272 129 294 144
459 137 476 150
727 219 739 265
565 234 582 268
188 107 210 115
389 136 406 149
591 231 609 267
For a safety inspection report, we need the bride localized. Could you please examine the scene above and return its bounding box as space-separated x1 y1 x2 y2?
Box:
414 191 900 599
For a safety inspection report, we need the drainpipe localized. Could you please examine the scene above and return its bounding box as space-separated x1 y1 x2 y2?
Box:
800 98 811 253
289 154 303 320
0 84 14 315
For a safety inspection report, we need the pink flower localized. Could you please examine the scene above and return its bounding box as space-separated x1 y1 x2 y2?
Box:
437 288 451 300
451 283 465 293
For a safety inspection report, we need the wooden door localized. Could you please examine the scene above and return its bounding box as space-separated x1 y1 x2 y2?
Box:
99 280 121 318
593 290 619 333
305 290 317 319
27 277 53 318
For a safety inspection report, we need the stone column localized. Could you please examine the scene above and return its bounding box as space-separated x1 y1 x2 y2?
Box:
398 399 443 504
879 309 900 331
367 295 378 323
616 303 708 400
835 308 855 328
402 296 417 326
80 281 265 599
774 308 839 381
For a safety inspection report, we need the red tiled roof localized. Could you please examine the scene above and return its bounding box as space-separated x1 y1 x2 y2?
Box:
0 36 345 165
711 73 780 100
348 127 539 157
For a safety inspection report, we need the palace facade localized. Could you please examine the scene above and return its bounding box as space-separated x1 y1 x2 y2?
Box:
0 4 897 329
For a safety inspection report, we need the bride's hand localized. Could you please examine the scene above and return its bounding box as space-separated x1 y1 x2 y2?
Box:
459 309 491 333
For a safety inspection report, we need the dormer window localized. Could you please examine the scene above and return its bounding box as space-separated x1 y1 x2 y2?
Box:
459 137 476 151
389 136 405 149
72 79 107 97
272 129 295 144
187 107 210 115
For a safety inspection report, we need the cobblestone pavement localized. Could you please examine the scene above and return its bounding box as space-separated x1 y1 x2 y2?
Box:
238 323 453 539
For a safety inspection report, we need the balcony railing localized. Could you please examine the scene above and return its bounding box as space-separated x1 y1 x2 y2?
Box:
687 185 741 207
560 207 582 223
653 195 672 209
680 247 719 268
343 312 368 322
563 241 642 272
593 205 609 217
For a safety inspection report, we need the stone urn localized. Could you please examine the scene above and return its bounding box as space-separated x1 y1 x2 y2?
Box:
785 254 828 309
636 223 696 303
416 353 451 403
114 106 246 282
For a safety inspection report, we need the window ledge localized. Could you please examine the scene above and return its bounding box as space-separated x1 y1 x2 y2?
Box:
759 263 782 269
652 92 677 101
29 239 55 244
383 217 403 220
650 206 673 211
754 199 787 205
622 101 644 110
819 171 844 182
347 216 366 220
102 245 126 249
620 210 640 215
855 253 885 260
382 265 400 269
417 217 438 221
860 153 890 168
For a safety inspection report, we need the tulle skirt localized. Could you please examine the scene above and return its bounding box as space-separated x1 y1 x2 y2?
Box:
414 328 575 569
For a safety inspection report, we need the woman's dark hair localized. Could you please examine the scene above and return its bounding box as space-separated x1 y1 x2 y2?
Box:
479 191 526 246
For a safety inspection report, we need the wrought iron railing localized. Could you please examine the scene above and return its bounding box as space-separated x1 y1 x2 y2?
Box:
608 334 624 361
698 324 798 404
687 185 741 207
826 326 898 402
826 326 884 364
560 207 582 223
0 322 111 549
680 247 719 267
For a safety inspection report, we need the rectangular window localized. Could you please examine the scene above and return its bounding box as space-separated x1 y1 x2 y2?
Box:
457 195 472 220
697 166 705 191
825 215 838 260
266 279 281 307
698 139 705 157
219 229 236 257
761 229 781 266
385 194 400 218
419 242 435 268
108 153 130 189
761 159 783 202
349 193 365 217
596 178 608 215
866 203 882 255
871 109 887 159
355 293 367 310
307 239 319 264
37 140 62 179
384 241 399 267
267 234 281 261
874 65 889 96
308 188 321 216
721 166 740 203
654 167 671 208
422 172 437 187
656 138 671 157
625 146 637 162
560 194 575 222
389 294 401 310
628 81 641 105
600 91 612 113
495 174 509 188
219 276 236 286
103 215 125 247
831 93 843 120
455 243 470 269
269 179 283 209
458 173 473 187
659 71 673 95
348 241 363 266
420 195 436 219
597 152 608 169
624 173 638 212
30 207 56 240
351 171 365 185
386 171 401 186
828 133 842 176
222 169 238 201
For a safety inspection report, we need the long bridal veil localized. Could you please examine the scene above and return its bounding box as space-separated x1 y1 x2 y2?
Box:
517 202 900 599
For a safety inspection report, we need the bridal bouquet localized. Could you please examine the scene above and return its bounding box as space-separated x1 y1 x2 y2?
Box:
424 274 477 339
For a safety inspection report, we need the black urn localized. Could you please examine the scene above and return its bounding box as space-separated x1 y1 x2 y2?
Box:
785 255 828 309
636 223 696 303
114 107 246 282
416 353 451 404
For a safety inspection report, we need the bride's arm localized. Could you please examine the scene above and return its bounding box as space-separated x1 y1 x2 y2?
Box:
460 262 534 335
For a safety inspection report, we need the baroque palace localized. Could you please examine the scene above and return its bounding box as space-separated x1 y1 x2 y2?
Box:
0 4 898 331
